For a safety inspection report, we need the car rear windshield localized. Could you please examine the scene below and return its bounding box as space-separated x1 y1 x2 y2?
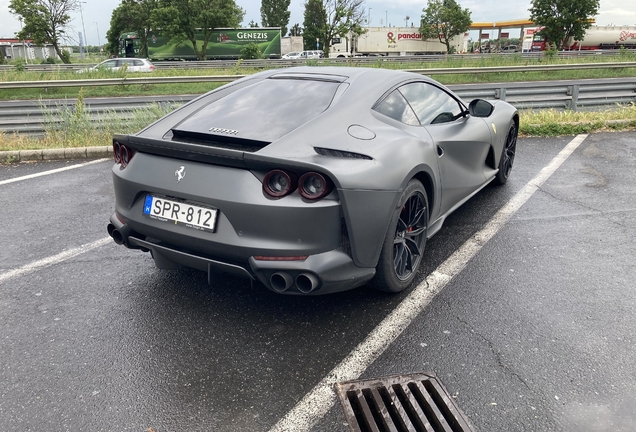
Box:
174 77 342 143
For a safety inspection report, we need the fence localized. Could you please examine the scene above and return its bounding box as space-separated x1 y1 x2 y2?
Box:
1 77 634 136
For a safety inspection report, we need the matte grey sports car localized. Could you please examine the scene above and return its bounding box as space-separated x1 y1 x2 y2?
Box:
107 67 518 295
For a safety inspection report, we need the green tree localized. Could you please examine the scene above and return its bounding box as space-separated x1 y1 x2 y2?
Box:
303 0 365 56
261 0 290 37
9 0 77 64
240 42 262 59
152 0 244 60
529 0 599 49
303 0 326 51
106 0 158 57
289 23 302 36
248 20 259 27
419 0 471 54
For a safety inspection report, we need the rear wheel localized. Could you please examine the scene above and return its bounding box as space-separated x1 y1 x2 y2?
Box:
371 180 428 293
494 120 517 185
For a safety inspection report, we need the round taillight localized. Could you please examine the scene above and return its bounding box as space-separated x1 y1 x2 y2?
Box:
120 145 129 167
263 170 296 197
113 142 121 163
299 172 331 200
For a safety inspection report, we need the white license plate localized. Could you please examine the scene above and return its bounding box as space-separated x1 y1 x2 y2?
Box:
143 195 217 232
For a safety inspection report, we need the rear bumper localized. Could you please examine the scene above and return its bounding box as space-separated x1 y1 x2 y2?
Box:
108 213 375 295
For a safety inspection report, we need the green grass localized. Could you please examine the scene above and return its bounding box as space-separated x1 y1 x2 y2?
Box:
519 104 636 136
0 54 635 152
1 52 635 100
0 93 179 152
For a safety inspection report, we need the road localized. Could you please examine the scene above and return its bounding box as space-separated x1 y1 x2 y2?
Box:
1 132 635 431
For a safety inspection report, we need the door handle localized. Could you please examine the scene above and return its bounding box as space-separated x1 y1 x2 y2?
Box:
437 145 444 157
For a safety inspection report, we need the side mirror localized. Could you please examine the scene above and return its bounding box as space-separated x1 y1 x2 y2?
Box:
468 99 494 118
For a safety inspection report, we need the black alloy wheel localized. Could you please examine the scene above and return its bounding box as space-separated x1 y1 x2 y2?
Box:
494 120 518 185
371 180 428 293
393 192 427 281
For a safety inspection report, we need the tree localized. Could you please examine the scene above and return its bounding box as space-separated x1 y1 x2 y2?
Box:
261 0 291 37
9 0 77 64
289 23 302 36
248 20 259 28
419 0 471 54
303 0 326 51
303 0 365 56
152 0 244 60
529 0 599 49
106 0 158 57
240 42 262 59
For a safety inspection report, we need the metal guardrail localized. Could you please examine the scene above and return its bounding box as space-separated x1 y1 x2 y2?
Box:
449 77 636 110
0 49 633 72
1 77 634 136
0 75 242 89
1 62 635 90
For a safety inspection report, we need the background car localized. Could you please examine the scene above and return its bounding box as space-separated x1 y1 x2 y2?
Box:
301 50 321 59
107 67 518 295
502 44 519 53
77 58 156 73
281 52 302 59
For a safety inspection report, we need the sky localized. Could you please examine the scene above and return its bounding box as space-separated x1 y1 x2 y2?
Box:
1 0 635 47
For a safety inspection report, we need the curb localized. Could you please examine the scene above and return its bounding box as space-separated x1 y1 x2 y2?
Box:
0 146 112 163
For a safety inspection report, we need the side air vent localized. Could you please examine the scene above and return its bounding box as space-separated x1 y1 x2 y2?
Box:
314 147 372 160
171 129 269 153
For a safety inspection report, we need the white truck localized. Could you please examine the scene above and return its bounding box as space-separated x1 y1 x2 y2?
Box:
329 27 469 57
532 25 636 51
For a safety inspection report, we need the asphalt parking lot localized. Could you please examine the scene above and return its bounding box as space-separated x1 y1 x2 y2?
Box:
1 132 635 431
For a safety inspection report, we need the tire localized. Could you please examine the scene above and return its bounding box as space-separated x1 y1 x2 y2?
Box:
493 120 518 185
371 180 428 293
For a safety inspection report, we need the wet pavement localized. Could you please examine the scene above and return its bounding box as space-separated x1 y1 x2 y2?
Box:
1 132 635 431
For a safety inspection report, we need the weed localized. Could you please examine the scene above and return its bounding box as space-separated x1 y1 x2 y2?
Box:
519 104 636 136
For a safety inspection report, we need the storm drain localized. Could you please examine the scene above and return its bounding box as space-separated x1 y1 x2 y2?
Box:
334 372 475 432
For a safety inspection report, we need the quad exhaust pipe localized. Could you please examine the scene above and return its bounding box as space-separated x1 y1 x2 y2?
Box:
270 272 294 293
269 272 321 294
107 223 125 245
107 222 146 250
296 273 320 294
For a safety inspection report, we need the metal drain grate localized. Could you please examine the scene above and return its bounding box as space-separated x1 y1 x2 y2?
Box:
334 372 475 432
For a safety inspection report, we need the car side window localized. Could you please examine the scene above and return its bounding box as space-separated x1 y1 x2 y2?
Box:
101 60 117 68
133 60 143 66
374 90 419 126
398 82 464 125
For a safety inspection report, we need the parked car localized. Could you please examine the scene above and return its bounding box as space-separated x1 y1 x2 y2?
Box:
301 50 321 59
77 58 156 73
107 67 518 295
502 45 519 53
281 52 302 59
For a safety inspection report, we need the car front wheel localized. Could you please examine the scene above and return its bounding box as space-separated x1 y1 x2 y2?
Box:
371 180 428 293
494 120 517 185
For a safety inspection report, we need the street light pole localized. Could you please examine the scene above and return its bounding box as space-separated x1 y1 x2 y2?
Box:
79 1 87 58
94 22 101 51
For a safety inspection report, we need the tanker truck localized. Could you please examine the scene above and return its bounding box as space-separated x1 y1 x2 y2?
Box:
532 25 636 51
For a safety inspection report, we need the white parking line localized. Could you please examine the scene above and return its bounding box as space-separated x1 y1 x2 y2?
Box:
269 134 589 432
0 237 112 284
0 158 108 186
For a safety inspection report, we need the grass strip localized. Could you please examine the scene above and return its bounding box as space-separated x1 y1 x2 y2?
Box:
1 52 636 100
1 102 635 153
